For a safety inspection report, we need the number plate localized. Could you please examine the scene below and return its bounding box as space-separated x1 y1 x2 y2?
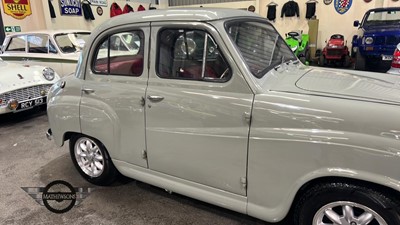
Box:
16 97 46 110
382 55 393 61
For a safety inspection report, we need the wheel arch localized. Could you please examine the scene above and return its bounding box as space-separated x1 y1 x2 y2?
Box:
289 176 400 217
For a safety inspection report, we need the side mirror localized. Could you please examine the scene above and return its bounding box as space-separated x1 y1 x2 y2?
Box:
353 20 359 27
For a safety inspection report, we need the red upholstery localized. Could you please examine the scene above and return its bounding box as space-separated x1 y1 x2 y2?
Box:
94 55 144 76
179 65 217 79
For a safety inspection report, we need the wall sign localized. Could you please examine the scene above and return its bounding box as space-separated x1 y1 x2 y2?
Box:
96 6 103 16
2 0 32 20
324 0 333 5
90 0 108 7
334 0 352 15
59 0 82 16
4 25 21 32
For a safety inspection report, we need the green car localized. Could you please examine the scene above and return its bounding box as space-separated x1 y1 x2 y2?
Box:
285 31 310 63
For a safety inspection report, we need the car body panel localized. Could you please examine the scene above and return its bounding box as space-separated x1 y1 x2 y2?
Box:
46 8 400 223
0 60 59 114
79 23 150 168
387 43 400 75
146 22 253 196
248 90 400 221
47 75 82 146
295 68 400 104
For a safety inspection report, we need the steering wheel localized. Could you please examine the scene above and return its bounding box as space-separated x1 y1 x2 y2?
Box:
288 32 299 38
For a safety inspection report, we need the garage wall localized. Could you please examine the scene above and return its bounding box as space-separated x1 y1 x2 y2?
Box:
258 0 400 50
40 0 156 31
0 0 398 49
0 1 46 35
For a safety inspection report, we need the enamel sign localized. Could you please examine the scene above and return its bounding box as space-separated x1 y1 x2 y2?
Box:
59 0 82 16
89 0 107 7
334 0 352 15
2 0 32 20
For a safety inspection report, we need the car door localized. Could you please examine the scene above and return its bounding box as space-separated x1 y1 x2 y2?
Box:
80 24 150 168
146 22 254 196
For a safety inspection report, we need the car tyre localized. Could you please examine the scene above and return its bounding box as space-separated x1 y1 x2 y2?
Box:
343 55 351 67
355 52 366 70
294 182 400 225
318 55 326 66
70 134 118 186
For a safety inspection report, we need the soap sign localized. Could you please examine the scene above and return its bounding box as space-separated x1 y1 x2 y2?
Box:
59 0 82 16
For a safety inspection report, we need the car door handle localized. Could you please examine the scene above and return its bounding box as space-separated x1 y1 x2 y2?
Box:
147 95 164 102
82 88 95 94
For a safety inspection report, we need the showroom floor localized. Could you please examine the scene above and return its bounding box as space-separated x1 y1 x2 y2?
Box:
0 109 290 225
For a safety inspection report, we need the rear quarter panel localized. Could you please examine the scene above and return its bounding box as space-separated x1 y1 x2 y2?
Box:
47 75 82 146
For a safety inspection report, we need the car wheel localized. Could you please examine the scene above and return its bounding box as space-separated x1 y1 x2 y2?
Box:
295 182 400 225
299 56 307 64
355 52 366 70
344 55 351 67
305 48 311 62
319 56 325 66
70 134 118 186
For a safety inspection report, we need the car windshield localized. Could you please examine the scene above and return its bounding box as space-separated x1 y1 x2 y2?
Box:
225 20 296 78
54 32 90 53
363 9 400 27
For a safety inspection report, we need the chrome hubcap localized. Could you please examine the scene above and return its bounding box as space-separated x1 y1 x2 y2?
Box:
74 137 104 177
313 201 388 225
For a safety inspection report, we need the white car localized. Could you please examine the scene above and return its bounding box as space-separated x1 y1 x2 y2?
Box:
0 30 90 77
0 59 59 115
387 43 400 75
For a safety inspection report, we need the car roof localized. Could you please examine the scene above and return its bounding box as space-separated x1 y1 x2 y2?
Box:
365 7 400 13
5 29 91 37
98 8 261 28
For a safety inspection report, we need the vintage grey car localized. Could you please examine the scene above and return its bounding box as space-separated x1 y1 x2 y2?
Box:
46 8 400 225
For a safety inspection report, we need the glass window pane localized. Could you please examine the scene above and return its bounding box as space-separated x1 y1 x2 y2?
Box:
54 32 90 53
6 35 26 52
93 38 109 74
226 21 296 78
27 34 49 54
157 28 230 82
93 31 144 77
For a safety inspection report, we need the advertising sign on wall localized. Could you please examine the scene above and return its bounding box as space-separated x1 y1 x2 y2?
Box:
59 0 82 16
2 0 32 20
89 0 108 7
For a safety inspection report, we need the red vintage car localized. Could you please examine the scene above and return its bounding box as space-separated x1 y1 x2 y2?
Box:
319 34 351 67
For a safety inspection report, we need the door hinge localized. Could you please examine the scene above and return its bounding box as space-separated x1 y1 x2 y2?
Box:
140 96 146 107
243 112 252 124
240 177 247 189
142 150 147 159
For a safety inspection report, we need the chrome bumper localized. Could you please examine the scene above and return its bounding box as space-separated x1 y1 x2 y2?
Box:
46 128 52 141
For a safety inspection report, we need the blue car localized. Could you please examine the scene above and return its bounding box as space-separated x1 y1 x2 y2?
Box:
352 7 400 71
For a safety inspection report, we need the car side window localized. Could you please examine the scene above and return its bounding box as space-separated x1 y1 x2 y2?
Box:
157 29 231 82
27 34 52 54
93 31 144 77
6 35 26 52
